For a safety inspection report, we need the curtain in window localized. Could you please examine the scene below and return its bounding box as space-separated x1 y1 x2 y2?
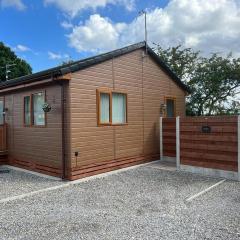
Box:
112 93 126 123
24 96 31 125
33 93 45 125
100 93 110 123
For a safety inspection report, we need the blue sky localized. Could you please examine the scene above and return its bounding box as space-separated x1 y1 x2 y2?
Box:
0 0 240 73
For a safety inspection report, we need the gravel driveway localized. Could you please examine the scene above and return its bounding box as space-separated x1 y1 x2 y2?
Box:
0 166 62 200
0 163 239 240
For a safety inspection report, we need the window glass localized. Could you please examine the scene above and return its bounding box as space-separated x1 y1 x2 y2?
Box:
0 100 3 125
166 99 175 117
33 92 45 126
24 96 31 126
112 93 126 124
100 93 110 123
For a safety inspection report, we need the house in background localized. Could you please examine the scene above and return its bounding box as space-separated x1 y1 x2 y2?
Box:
0 42 190 180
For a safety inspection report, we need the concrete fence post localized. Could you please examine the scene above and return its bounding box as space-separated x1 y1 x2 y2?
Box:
238 115 240 181
160 117 163 160
176 116 180 169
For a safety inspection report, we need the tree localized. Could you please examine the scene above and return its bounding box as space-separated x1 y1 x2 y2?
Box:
188 54 240 115
154 44 240 116
0 42 32 81
60 59 74 66
154 44 200 81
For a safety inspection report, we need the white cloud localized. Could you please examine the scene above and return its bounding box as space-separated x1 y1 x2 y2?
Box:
1 0 26 10
68 14 126 53
44 0 135 18
61 21 73 29
48 51 69 60
14 44 30 52
67 0 240 56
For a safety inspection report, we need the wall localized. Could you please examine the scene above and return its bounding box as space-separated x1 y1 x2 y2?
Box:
68 49 186 179
3 83 63 177
162 118 176 158
180 116 238 172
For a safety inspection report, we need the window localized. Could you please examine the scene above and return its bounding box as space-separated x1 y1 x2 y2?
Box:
24 96 31 126
112 93 126 124
165 97 176 117
100 92 110 124
33 92 45 126
97 90 127 125
24 92 46 127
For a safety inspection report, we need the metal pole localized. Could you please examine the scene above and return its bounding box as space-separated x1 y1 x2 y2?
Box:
238 115 240 181
144 12 147 54
139 10 148 54
160 117 163 160
176 116 180 169
6 65 8 81
5 64 16 81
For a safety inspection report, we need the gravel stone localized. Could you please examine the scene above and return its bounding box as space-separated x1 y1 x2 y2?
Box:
0 164 239 240
0 167 62 200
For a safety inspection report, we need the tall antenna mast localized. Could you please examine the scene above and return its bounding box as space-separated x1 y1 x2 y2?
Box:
0 63 16 81
139 10 147 54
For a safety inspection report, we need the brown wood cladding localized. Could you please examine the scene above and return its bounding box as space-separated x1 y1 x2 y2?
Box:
3 84 63 176
162 118 176 157
0 124 7 152
180 116 238 172
8 157 62 177
69 49 186 178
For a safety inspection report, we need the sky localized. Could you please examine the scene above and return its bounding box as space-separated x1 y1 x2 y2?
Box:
0 0 240 73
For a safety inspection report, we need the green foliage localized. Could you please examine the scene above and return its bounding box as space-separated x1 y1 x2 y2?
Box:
60 59 74 66
0 42 32 81
154 44 200 81
154 44 240 116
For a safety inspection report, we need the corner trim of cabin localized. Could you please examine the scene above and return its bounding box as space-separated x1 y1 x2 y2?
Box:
59 81 67 180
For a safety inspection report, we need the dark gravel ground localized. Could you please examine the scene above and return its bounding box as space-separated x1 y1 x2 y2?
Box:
0 163 239 240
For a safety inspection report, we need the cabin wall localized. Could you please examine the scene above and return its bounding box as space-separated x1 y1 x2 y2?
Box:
3 83 63 177
68 49 186 180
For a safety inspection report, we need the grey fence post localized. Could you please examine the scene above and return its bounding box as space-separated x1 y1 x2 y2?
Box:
238 115 240 181
160 117 163 160
176 116 180 169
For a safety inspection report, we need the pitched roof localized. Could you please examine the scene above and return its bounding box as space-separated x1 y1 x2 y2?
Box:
0 42 190 93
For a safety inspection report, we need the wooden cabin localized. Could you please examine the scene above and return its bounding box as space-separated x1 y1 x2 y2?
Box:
0 42 190 180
